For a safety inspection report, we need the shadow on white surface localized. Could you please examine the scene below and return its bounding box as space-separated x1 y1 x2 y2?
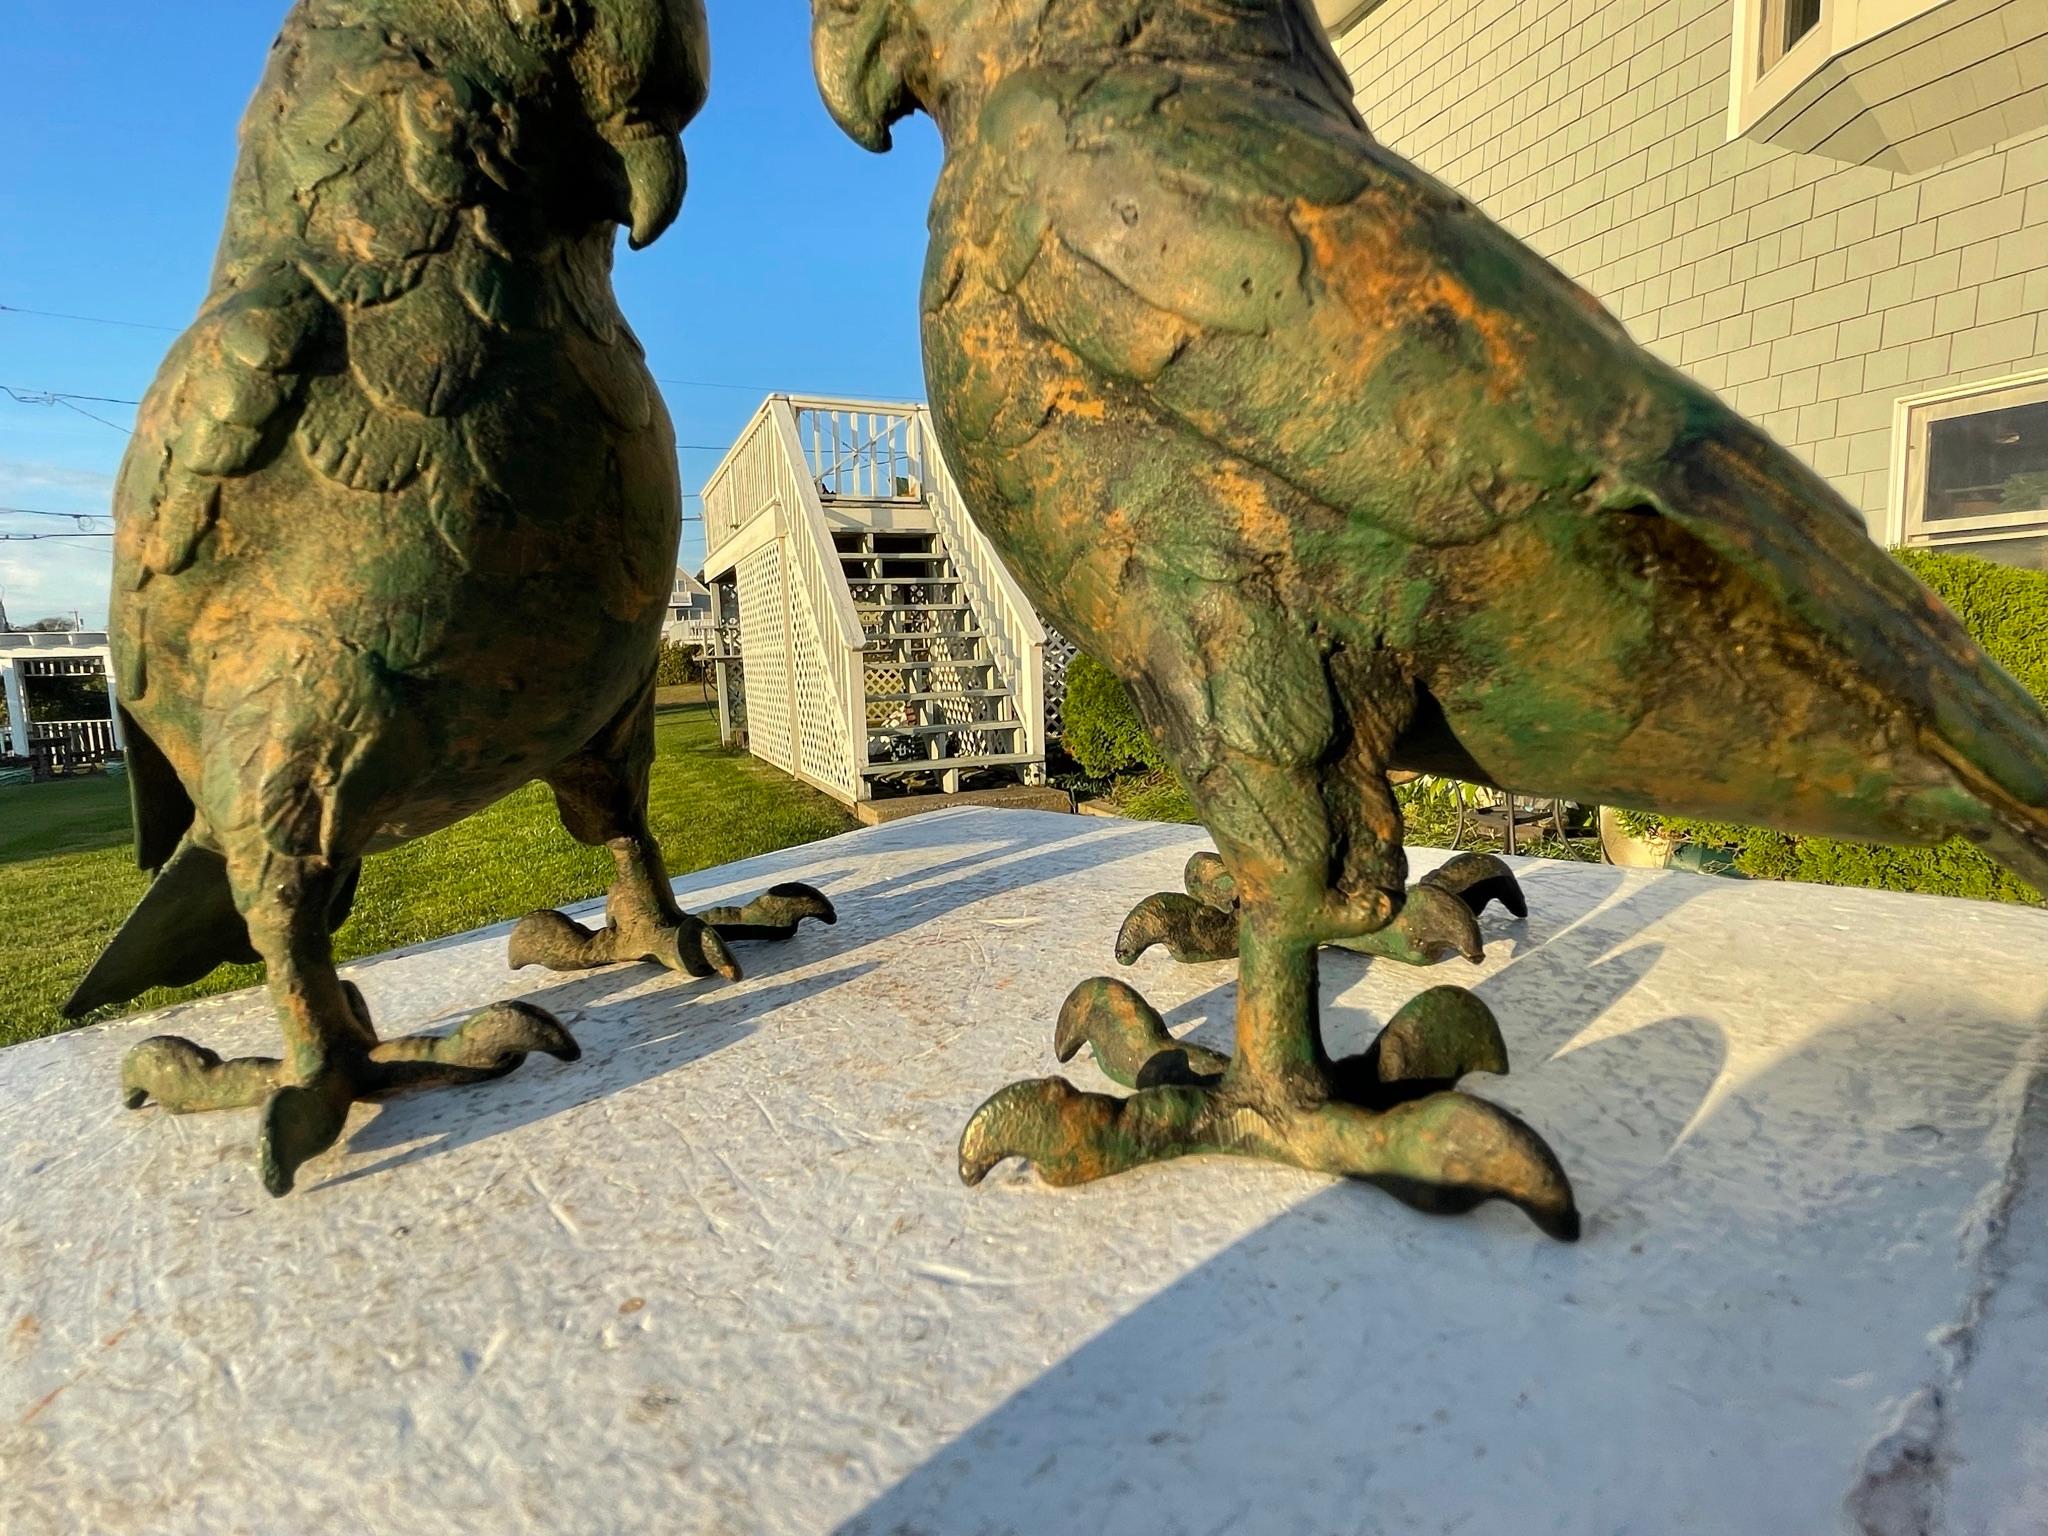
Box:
836 860 2043 1534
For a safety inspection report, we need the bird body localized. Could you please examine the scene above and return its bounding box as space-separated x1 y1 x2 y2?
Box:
814 0 2048 1236
895 10 2048 886
106 3 687 887
68 0 834 1201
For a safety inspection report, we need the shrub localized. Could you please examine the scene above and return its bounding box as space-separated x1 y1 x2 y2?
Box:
1061 653 1168 779
655 640 698 688
1624 547 2046 904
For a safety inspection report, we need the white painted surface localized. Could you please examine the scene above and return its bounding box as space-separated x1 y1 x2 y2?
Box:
2 808 2044 1535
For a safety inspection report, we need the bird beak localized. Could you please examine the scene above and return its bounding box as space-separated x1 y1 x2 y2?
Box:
812 0 910 154
609 128 687 250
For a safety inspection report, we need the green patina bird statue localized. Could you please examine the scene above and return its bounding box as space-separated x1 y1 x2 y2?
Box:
812 0 2048 1239
68 0 833 1198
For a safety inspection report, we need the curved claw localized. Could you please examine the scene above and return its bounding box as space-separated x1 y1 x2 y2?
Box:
959 1075 1219 1187
649 915 743 981
1421 852 1529 920
1181 852 1237 911
1330 884 1485 966
257 1075 354 1199
506 909 600 972
1115 892 1240 966
1370 985 1510 1083
1295 1091 1580 1242
509 908 742 982
695 881 838 941
1054 976 1227 1089
370 1000 582 1088
959 1077 1086 1186
121 1036 282 1113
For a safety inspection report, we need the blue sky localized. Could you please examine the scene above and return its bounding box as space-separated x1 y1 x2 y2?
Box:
0 1 942 629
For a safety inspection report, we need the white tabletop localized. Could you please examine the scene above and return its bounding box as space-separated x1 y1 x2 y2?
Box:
3 808 2045 1535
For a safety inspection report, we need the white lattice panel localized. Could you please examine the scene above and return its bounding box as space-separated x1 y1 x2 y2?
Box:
737 548 793 775
786 565 855 798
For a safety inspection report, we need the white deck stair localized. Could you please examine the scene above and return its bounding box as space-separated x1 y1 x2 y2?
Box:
699 398 1049 804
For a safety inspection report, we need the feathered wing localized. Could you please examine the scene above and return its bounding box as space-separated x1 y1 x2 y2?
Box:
958 66 2048 886
90 25 532 1011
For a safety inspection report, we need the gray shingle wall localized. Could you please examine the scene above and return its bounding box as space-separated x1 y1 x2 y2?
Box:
1329 0 2048 535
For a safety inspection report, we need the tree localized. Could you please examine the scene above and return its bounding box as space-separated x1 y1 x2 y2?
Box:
23 616 81 632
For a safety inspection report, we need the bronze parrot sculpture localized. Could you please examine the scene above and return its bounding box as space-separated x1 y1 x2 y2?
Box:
67 0 832 1198
812 0 2048 1240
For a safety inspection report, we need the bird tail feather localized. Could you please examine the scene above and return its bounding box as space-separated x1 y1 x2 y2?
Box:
1647 420 2048 901
63 839 259 1019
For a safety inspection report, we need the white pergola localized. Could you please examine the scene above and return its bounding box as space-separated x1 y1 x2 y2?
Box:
0 629 124 761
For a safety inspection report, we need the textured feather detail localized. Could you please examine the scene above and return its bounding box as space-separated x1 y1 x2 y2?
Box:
963 69 1638 548
295 374 463 492
347 277 491 418
564 331 654 431
1639 419 2048 867
453 231 556 331
556 237 623 346
121 708 195 875
117 267 330 588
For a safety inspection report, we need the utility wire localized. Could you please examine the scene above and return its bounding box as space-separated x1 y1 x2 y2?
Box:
0 507 111 521
1 385 142 407
56 399 132 435
0 303 178 333
8 303 796 398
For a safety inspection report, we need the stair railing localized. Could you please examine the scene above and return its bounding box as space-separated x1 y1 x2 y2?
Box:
700 396 870 801
912 407 1048 775
786 399 925 501
767 399 870 799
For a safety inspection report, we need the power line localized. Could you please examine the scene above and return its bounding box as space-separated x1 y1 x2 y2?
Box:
7 301 794 398
0 532 114 541
1 385 142 407
56 398 132 435
4 381 733 451
0 303 179 333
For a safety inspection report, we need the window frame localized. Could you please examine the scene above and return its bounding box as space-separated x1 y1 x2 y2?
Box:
1889 368 2048 552
1728 0 1836 135
1758 0 1826 74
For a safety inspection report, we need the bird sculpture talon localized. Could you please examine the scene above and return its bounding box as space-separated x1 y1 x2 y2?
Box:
1422 852 1529 921
1113 890 1239 965
507 907 741 980
509 882 834 981
966 977 1575 1239
124 998 582 1197
1117 850 1527 969
691 882 839 942
121 1037 283 1114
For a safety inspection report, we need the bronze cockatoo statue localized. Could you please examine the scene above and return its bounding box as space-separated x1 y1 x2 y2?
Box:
812 0 2048 1240
67 0 832 1198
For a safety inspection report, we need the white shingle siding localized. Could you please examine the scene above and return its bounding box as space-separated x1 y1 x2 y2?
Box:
1330 0 2048 537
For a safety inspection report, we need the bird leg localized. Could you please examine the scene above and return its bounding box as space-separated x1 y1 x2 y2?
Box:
507 693 835 980
961 758 1576 1239
121 859 579 1197
1116 850 1527 968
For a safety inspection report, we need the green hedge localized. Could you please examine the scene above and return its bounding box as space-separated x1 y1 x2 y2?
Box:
655 639 698 688
1061 653 1168 779
1623 546 2046 904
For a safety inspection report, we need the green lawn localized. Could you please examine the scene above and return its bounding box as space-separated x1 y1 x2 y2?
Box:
0 705 855 1047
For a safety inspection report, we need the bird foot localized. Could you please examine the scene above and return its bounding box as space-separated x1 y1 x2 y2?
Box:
121 983 580 1198
963 977 1575 1241
1115 851 1527 968
690 882 838 942
506 882 834 979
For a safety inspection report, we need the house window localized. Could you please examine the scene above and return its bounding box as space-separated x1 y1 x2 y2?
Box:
1899 375 2048 573
1759 0 1823 74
